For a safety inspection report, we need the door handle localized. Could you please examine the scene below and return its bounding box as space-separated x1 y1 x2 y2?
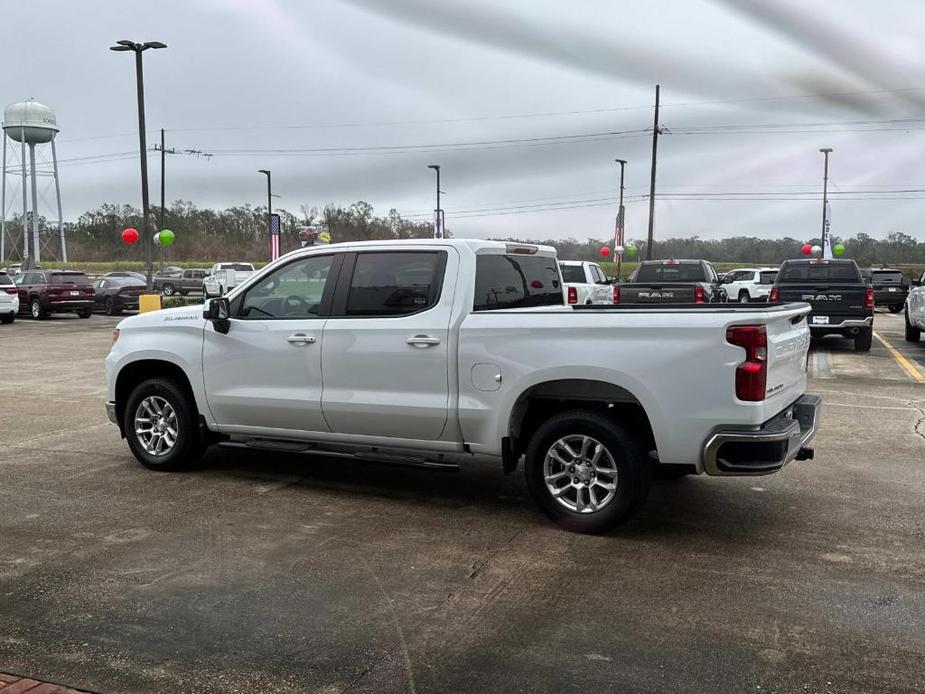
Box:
406 335 441 347
287 333 317 345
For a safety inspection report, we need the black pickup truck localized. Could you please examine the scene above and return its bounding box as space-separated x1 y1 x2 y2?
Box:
771 258 873 351
618 259 726 304
862 268 909 313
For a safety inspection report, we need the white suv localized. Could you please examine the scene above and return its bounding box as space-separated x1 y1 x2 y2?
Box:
723 267 778 303
0 271 18 323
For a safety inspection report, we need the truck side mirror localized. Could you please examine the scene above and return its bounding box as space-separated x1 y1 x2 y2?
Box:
203 297 231 334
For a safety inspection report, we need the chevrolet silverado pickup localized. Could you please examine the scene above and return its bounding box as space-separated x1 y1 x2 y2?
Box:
559 260 616 305
619 259 727 304
903 270 925 343
770 258 873 351
104 239 820 533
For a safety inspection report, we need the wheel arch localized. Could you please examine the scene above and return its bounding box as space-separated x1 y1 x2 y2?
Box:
505 378 657 472
114 359 200 433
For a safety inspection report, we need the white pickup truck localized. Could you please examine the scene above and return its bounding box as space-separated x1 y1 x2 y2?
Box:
203 262 256 298
559 260 616 305
104 239 820 533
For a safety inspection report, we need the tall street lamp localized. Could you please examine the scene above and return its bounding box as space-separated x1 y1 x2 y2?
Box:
109 39 166 291
427 164 442 238
258 169 272 251
614 158 627 281
819 148 833 257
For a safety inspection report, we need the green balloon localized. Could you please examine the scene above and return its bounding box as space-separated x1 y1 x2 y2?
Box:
159 229 176 246
833 243 845 256
626 245 638 257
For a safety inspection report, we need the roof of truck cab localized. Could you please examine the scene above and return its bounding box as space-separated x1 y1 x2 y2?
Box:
314 238 558 256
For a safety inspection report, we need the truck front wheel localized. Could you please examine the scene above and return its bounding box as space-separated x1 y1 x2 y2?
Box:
123 378 205 471
524 410 651 534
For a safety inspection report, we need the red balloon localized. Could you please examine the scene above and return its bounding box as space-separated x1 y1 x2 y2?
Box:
122 227 139 245
600 246 611 257
800 243 812 256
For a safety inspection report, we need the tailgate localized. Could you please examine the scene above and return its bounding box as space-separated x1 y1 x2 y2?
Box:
762 307 811 408
47 282 94 301
777 284 867 320
620 283 697 303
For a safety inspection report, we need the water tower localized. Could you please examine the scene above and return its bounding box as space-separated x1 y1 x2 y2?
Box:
1 99 66 263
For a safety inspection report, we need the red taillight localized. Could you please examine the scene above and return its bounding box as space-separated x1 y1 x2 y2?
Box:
612 285 620 304
567 286 578 304
3 288 16 295
694 285 705 304
726 324 767 402
769 286 779 303
864 287 874 310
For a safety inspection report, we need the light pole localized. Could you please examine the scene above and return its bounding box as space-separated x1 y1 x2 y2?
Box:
258 170 272 259
615 158 627 281
819 148 832 256
109 39 166 291
427 164 442 238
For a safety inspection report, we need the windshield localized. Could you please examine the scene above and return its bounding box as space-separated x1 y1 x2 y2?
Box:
635 263 706 282
558 264 586 283
109 277 144 287
778 261 861 283
0 272 13 286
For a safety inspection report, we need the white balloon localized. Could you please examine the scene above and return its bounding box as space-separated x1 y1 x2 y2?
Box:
811 245 822 256
614 245 625 253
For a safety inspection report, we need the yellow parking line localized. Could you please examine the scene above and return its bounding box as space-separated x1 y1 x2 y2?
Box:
873 332 925 384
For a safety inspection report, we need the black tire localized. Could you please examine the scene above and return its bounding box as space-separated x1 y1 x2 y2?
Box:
889 304 903 313
104 298 121 316
854 328 873 352
0 313 13 324
738 291 750 303
524 410 651 534
30 298 47 320
123 378 205 471
905 310 921 343
162 282 176 297
179 290 188 296
77 308 92 319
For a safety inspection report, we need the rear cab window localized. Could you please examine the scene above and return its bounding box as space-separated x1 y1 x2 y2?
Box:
870 271 905 284
558 264 586 283
474 254 563 311
777 261 862 283
635 262 707 283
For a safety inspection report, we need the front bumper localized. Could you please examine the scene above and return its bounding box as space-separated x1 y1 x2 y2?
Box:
105 400 118 424
703 394 821 476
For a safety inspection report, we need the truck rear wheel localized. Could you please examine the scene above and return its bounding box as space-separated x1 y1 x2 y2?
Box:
524 410 650 534
123 378 205 472
906 310 921 343
854 328 873 352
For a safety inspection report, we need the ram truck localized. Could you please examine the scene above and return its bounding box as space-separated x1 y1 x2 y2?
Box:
619 259 727 304
104 239 820 533
770 258 873 351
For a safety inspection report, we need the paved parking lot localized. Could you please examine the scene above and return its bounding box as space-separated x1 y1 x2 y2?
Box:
1 311 924 693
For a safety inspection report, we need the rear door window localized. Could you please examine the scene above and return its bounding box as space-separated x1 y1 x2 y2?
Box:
758 271 777 284
342 251 444 317
778 262 861 283
474 255 563 311
49 272 91 286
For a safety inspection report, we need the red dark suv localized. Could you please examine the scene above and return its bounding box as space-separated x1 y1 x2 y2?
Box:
15 269 95 319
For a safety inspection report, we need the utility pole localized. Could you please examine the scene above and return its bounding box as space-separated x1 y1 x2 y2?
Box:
614 158 627 280
160 128 166 231
258 169 272 251
820 148 832 258
109 39 167 291
646 84 660 261
427 164 442 238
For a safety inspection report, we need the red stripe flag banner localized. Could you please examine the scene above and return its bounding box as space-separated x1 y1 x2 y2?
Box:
268 213 281 262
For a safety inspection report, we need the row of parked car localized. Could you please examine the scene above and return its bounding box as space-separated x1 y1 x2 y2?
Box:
559 257 919 352
0 261 257 322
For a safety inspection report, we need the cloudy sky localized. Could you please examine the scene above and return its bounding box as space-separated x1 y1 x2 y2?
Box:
4 0 925 242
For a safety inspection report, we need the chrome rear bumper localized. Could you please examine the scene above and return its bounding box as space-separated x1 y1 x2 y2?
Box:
703 394 821 476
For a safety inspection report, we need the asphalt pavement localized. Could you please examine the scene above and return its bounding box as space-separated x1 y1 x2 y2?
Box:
1 310 923 694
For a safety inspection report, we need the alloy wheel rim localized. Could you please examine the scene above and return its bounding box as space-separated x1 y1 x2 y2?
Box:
543 434 619 513
31 301 40 318
134 396 178 457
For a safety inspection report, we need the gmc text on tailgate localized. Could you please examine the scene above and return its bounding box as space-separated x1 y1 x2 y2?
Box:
771 258 874 351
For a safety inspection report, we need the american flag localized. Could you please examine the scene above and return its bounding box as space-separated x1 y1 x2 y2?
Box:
268 213 281 261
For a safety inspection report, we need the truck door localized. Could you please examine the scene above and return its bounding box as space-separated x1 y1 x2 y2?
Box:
202 253 339 436
321 248 456 441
